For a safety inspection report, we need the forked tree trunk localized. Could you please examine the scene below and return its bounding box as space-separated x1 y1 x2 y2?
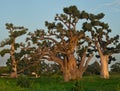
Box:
62 54 82 82
61 53 93 82
100 55 109 79
62 65 85 82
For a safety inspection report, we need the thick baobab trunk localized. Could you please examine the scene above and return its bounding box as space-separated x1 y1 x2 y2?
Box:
63 67 81 82
62 54 81 82
100 55 109 79
61 53 93 82
63 69 72 82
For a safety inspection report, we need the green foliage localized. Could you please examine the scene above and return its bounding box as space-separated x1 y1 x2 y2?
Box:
84 61 100 76
83 22 92 31
0 38 12 47
45 21 55 29
0 66 10 74
14 43 20 50
16 76 32 88
111 62 120 73
80 11 89 19
5 23 14 30
39 61 61 76
89 13 105 21
115 43 120 53
63 5 80 18
116 43 120 49
72 81 84 91
0 74 120 91
10 29 27 38
0 49 10 57
5 23 28 39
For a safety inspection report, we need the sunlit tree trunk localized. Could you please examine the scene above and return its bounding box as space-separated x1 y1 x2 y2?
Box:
96 43 109 79
63 67 81 82
60 52 93 82
100 55 109 79
52 46 91 82
62 54 83 82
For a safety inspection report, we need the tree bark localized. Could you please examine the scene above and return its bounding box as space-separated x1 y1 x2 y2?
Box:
10 63 17 78
63 67 81 82
96 43 109 79
62 54 81 82
100 55 109 79
10 39 18 78
59 52 93 82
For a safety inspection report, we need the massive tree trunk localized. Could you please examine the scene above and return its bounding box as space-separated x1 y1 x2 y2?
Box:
62 54 85 81
62 54 81 82
62 67 80 82
63 68 81 82
100 55 109 79
61 52 93 82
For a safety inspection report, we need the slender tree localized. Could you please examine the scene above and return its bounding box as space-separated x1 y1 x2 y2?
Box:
83 13 120 79
0 23 27 78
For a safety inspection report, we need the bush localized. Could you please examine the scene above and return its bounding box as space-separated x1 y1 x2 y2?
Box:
72 81 84 91
84 61 100 76
111 62 120 73
16 76 32 88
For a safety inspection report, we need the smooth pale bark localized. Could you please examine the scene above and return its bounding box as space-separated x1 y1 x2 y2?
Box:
96 43 110 79
100 55 109 79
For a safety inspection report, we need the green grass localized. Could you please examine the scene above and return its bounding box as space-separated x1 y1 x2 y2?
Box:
78 74 120 91
0 74 120 91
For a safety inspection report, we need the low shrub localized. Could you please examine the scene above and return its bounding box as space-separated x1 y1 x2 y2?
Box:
16 76 32 88
72 81 84 91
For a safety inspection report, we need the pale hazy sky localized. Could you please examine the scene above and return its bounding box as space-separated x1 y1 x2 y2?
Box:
0 0 120 66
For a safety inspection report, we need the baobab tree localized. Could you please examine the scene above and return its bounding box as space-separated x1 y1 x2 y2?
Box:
82 13 120 79
27 6 93 81
0 23 27 78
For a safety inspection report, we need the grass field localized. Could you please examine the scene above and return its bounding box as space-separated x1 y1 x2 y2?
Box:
0 74 120 91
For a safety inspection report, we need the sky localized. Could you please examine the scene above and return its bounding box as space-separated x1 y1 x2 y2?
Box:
0 0 120 66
